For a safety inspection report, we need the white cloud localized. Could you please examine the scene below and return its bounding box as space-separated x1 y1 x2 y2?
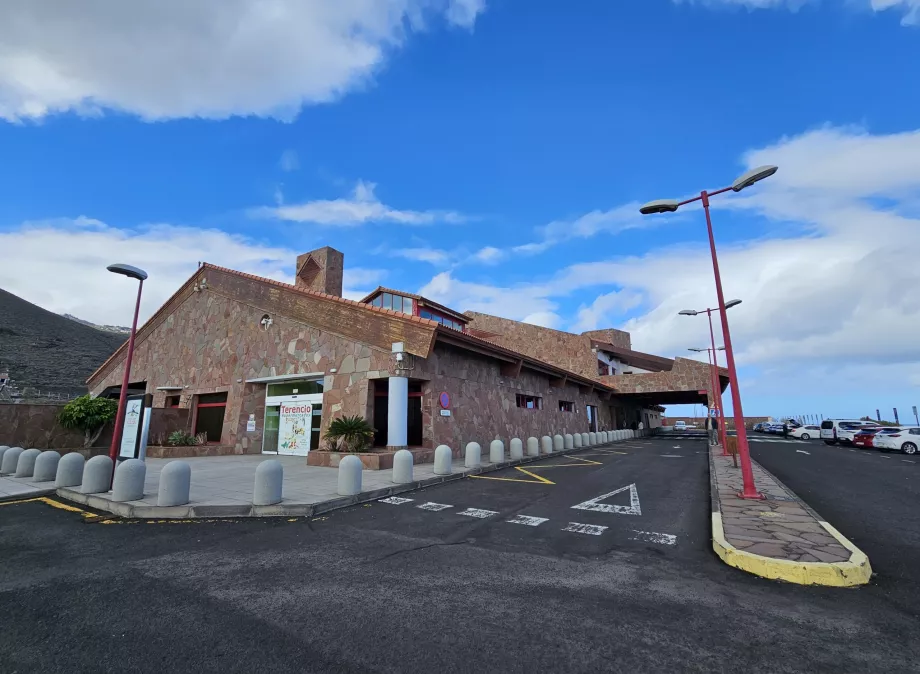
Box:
0 218 384 324
676 0 920 25
470 246 504 264
279 149 299 172
513 202 652 255
0 0 487 123
418 271 558 321
571 290 643 333
254 180 467 226
393 247 452 264
522 311 563 329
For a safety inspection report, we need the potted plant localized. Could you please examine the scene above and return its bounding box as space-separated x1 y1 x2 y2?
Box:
323 415 375 453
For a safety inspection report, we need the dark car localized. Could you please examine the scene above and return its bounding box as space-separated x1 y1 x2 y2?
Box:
852 428 880 449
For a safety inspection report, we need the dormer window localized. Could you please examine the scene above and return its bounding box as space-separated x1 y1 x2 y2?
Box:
370 292 414 315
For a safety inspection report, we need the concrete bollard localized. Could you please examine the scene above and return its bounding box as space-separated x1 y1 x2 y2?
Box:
55 453 85 488
0 446 9 467
14 448 42 477
112 459 146 502
553 434 564 452
603 431 611 443
158 460 191 506
574 433 583 448
465 442 482 468
392 449 414 484
81 455 113 494
588 432 597 446
489 439 505 464
629 430 635 439
1 447 24 475
253 459 284 505
434 445 453 475
510 438 524 460
32 451 61 482
564 433 574 449
526 437 539 457
581 433 590 447
541 435 553 454
337 455 363 496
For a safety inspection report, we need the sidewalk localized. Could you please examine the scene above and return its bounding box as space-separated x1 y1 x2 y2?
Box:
709 444 871 586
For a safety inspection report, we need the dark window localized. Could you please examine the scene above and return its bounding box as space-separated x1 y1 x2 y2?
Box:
911 429 920 436
195 392 227 443
420 309 432 320
371 295 382 307
586 405 599 432
516 394 542 410
382 293 393 310
267 379 323 396
165 395 181 408
559 400 574 413
821 420 833 429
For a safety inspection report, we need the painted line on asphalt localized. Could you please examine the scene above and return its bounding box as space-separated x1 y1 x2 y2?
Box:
563 522 607 536
469 467 555 485
903 459 916 463
417 502 453 512
380 497 414 505
458 508 499 519
796 450 810 455
881 456 891 460
528 456 602 469
660 454 683 458
629 530 677 546
506 514 548 527
571 484 641 515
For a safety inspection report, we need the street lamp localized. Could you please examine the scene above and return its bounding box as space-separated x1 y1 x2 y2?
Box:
643 166 777 499
106 264 148 477
688 345 727 452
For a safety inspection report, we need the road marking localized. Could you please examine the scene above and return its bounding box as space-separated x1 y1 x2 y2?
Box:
630 530 677 546
469 467 555 485
673 445 681 449
563 522 607 536
660 454 683 458
379 497 414 505
459 508 499 519
903 459 916 464
796 450 810 455
529 456 602 469
849 449 856 452
880 456 891 459
506 514 549 526
571 484 641 516
417 502 453 512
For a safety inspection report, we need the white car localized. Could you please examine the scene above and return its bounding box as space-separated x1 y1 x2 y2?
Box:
790 425 821 440
873 427 920 454
820 419 879 445
674 421 687 431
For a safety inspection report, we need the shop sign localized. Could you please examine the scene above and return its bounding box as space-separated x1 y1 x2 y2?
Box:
279 402 312 455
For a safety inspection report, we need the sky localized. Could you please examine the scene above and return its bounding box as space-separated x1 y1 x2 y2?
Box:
2 0 920 421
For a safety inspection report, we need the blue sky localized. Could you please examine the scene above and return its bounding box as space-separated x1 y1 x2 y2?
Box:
2 0 920 420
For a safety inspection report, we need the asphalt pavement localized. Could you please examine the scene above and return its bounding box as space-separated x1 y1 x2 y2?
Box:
1 437 918 673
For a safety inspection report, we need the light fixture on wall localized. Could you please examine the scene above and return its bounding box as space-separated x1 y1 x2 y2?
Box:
260 314 273 330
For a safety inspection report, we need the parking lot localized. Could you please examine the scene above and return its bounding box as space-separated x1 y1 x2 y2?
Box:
2 435 919 673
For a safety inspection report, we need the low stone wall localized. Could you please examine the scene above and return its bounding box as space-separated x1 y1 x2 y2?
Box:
145 445 241 459
307 447 435 470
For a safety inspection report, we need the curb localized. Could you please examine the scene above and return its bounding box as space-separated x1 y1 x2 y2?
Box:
0 488 56 503
55 434 655 520
708 447 872 587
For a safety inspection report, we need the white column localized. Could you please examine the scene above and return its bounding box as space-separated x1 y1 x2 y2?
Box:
387 375 409 449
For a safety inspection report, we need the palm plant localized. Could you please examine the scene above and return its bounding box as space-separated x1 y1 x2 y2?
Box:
324 415 375 452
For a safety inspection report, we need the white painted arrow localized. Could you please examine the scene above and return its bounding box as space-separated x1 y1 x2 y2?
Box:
571 484 641 515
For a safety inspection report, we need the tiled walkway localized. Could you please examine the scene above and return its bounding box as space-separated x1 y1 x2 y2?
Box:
711 446 851 563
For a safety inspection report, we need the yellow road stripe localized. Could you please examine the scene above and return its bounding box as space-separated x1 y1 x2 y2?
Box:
529 456 602 468
0 497 45 507
469 467 555 485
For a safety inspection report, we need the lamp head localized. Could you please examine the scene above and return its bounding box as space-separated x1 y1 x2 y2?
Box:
731 165 777 192
688 348 706 352
639 199 680 215
106 264 148 281
724 299 742 310
678 309 698 316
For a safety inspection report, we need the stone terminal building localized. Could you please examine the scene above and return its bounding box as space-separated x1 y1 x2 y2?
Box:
87 247 726 466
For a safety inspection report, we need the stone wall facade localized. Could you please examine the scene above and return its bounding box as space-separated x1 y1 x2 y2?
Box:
580 328 631 350
602 358 726 407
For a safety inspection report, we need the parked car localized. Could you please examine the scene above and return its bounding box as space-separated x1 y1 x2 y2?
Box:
765 423 786 434
753 422 768 432
852 428 881 449
674 421 687 431
820 419 879 445
869 428 907 452
790 425 821 440
873 428 920 454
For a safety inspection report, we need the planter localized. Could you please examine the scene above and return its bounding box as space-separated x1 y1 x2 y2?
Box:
145 445 241 459
307 447 434 470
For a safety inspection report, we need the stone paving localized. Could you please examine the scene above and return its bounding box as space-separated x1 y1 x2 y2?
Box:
711 445 851 563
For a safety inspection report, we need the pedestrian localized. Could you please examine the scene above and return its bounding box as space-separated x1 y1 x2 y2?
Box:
706 413 719 446
782 422 789 439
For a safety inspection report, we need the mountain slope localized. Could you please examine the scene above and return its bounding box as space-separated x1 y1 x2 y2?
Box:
0 288 126 397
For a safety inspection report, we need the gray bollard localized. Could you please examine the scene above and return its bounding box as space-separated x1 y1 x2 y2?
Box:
510 438 524 460
392 449 414 484
14 448 42 477
582 432 591 447
589 432 597 446
434 445 453 475
564 433 574 449
337 455 363 496
489 439 505 464
541 435 553 454
0 446 9 467
1 447 24 475
253 459 283 505
553 434 564 452
55 453 85 488
112 459 146 502
526 437 539 457
158 460 191 506
465 442 482 468
32 451 61 482
81 455 113 494
574 433 583 448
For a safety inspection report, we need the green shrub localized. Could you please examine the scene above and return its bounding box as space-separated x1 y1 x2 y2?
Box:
58 395 118 447
323 415 375 452
167 430 198 447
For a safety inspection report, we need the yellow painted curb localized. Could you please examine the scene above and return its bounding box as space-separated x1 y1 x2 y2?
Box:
712 513 872 587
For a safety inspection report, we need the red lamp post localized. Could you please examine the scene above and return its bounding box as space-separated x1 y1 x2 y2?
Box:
106 264 149 480
688 341 728 453
641 165 777 499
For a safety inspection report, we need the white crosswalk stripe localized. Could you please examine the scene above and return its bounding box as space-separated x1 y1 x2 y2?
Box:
506 515 548 527
459 508 499 519
562 522 607 536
